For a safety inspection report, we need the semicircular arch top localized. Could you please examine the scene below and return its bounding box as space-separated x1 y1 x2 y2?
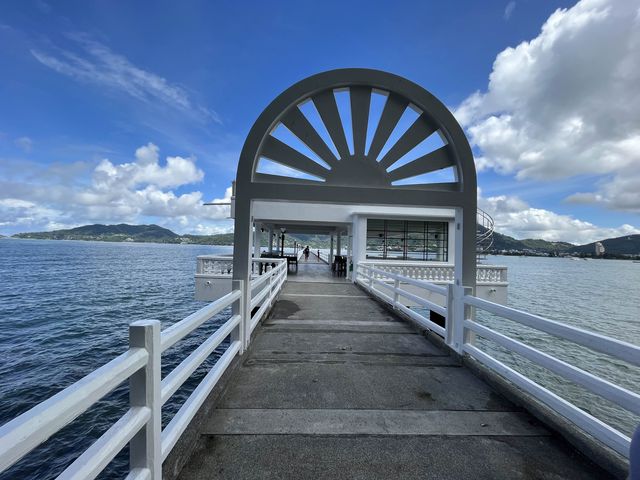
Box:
236 68 476 202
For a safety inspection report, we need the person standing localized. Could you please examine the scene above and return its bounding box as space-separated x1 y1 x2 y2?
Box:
304 246 310 261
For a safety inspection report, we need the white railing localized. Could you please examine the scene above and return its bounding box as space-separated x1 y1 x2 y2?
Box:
358 261 508 285
357 264 448 337
355 261 639 460
316 250 329 263
0 258 288 479
198 253 302 277
197 255 233 275
461 294 639 458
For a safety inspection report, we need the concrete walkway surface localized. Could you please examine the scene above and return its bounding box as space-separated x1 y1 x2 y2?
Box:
177 280 612 480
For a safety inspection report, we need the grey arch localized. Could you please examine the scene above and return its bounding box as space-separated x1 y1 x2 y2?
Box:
232 68 477 290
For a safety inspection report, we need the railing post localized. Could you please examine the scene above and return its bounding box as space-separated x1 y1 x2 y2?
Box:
446 284 472 354
129 320 161 479
630 423 639 480
393 278 400 308
231 279 247 352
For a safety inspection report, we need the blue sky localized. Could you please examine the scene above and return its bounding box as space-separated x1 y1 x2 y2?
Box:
0 0 638 243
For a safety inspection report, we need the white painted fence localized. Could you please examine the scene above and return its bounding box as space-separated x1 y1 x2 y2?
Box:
358 260 508 285
0 258 287 480
356 261 639 459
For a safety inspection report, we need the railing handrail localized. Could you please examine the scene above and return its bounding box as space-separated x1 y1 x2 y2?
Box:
161 289 241 352
0 348 148 473
360 264 449 296
356 263 446 337
355 260 638 460
0 256 289 479
464 295 640 367
358 260 507 271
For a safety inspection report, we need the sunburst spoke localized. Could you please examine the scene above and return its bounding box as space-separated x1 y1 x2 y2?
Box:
261 136 330 179
379 114 438 169
388 146 454 182
254 172 324 184
312 90 350 160
281 107 338 168
350 86 371 158
367 93 409 161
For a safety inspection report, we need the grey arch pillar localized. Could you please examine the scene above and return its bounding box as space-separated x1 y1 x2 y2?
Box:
232 68 477 309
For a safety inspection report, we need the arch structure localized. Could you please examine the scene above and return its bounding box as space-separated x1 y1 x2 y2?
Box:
232 68 477 293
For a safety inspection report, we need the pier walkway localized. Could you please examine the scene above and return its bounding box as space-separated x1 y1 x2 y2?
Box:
177 277 609 479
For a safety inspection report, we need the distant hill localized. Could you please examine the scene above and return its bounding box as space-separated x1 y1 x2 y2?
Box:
489 230 640 256
10 224 640 256
181 233 236 245
14 224 179 242
565 234 640 255
490 230 574 253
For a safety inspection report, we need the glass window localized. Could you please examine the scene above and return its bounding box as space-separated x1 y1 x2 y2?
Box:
365 219 448 261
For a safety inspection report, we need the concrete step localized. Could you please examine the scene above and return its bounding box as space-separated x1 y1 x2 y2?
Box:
262 318 415 334
269 296 398 321
204 408 549 436
220 362 513 411
178 435 609 480
244 352 456 367
251 330 440 355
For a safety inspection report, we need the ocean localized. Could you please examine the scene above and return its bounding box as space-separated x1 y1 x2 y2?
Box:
0 239 638 479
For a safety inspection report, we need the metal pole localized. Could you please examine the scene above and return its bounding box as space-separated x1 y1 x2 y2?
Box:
330 234 334 266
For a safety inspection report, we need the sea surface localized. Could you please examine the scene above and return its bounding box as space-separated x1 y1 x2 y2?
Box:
478 254 640 440
0 239 233 479
0 240 638 479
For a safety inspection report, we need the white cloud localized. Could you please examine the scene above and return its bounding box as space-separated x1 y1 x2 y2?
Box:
480 193 640 244
456 0 640 211
504 1 516 20
91 143 204 190
31 35 219 124
0 143 232 235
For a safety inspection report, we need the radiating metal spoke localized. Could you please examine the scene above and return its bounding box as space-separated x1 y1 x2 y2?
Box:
349 86 371 158
281 107 338 168
388 145 454 182
254 172 324 184
367 93 409 162
261 136 330 179
379 114 439 170
312 90 351 160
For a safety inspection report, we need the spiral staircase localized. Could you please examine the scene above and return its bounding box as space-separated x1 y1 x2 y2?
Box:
476 208 495 260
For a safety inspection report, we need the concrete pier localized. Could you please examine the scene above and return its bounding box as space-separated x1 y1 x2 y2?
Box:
177 261 611 479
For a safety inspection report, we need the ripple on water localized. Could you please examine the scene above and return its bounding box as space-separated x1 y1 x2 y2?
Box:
0 240 233 479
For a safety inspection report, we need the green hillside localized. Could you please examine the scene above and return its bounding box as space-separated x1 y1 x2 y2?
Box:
10 223 640 256
14 224 179 242
566 234 640 255
490 230 574 253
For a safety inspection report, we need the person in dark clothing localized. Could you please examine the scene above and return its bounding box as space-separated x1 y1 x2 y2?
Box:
304 246 310 261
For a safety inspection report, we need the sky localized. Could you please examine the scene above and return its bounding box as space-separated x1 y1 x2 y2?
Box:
0 0 638 244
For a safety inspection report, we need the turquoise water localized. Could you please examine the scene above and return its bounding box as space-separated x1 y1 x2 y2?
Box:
0 241 638 478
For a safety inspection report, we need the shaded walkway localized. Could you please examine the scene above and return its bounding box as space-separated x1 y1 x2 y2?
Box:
287 252 349 283
178 281 610 479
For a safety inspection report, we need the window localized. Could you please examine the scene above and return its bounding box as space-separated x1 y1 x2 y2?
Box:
366 219 448 261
